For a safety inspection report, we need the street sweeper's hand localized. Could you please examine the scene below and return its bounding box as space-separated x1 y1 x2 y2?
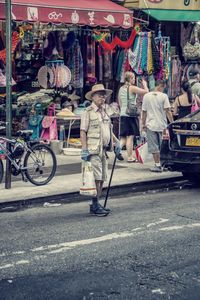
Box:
114 142 121 156
81 149 90 161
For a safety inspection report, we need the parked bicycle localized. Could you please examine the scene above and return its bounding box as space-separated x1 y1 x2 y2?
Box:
0 124 57 186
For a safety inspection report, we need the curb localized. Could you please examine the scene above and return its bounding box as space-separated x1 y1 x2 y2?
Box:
0 176 185 211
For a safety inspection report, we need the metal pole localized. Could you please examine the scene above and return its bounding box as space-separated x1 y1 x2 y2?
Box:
5 0 12 189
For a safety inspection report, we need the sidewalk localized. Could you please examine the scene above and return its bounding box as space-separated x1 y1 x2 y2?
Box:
0 150 181 205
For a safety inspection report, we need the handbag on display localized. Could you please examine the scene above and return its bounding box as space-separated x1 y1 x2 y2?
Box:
183 25 200 61
40 103 58 141
29 115 43 140
80 161 97 197
125 85 139 117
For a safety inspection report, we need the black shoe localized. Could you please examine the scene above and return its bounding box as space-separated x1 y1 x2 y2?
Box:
89 204 109 216
98 203 111 212
116 153 124 161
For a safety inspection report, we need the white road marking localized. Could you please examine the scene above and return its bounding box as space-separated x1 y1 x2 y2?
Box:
32 231 133 254
0 251 25 258
152 288 165 295
1 220 200 269
15 260 29 265
0 260 29 270
159 223 200 231
147 218 169 228
131 227 142 232
0 264 14 270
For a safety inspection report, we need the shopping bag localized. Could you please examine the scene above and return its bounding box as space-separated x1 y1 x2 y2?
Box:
80 161 97 196
135 142 149 164
191 95 200 113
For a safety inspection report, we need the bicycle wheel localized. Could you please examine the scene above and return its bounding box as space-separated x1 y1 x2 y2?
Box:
0 159 4 183
24 144 57 186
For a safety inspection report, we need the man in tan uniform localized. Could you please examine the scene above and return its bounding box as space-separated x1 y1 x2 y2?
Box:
80 84 121 216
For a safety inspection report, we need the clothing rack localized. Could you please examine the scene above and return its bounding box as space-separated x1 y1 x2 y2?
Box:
133 16 149 25
45 60 64 65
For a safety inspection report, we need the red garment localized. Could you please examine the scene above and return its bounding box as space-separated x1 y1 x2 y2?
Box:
0 32 20 64
101 29 137 51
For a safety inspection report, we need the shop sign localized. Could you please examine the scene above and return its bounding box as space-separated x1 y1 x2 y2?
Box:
0 3 133 28
139 0 200 10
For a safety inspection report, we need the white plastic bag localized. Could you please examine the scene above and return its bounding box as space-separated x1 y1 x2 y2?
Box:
135 142 149 164
80 161 97 196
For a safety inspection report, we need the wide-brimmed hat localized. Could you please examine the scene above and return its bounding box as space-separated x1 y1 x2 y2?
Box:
85 84 112 101
68 92 80 101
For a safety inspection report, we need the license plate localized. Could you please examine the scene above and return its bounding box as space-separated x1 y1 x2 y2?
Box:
185 137 200 146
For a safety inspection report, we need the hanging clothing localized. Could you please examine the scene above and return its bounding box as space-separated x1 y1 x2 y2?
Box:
151 36 160 74
116 49 125 82
141 32 148 73
73 39 83 88
103 51 112 81
120 50 129 83
86 35 96 83
128 35 139 71
97 45 103 82
133 33 144 75
170 57 181 98
147 32 154 75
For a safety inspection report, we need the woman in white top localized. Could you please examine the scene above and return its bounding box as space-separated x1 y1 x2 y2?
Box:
118 71 149 162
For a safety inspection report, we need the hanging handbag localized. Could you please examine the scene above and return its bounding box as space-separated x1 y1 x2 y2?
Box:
29 115 43 140
125 85 139 117
183 25 200 61
40 103 58 141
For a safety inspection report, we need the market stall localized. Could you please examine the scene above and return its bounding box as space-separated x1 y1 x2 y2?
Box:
0 0 133 145
2 0 198 151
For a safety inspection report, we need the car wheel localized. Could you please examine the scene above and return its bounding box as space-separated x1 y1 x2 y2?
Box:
182 172 200 186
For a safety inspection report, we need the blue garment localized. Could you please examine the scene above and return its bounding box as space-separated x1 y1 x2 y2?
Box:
116 50 125 82
141 32 148 72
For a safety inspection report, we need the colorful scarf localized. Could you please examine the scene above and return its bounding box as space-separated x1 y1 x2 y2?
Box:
0 32 20 64
100 29 137 51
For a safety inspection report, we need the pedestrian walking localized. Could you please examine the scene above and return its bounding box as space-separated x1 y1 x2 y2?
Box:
118 71 149 162
80 84 121 216
141 80 173 173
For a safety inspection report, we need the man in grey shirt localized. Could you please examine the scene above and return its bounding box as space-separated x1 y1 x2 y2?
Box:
142 80 173 172
189 70 200 98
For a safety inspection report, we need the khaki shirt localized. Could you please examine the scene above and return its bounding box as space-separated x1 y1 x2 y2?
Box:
80 103 111 147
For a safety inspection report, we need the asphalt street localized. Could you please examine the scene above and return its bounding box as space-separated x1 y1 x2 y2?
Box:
0 187 200 300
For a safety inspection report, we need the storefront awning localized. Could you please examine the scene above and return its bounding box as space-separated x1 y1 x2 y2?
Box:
142 9 200 22
0 0 133 28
